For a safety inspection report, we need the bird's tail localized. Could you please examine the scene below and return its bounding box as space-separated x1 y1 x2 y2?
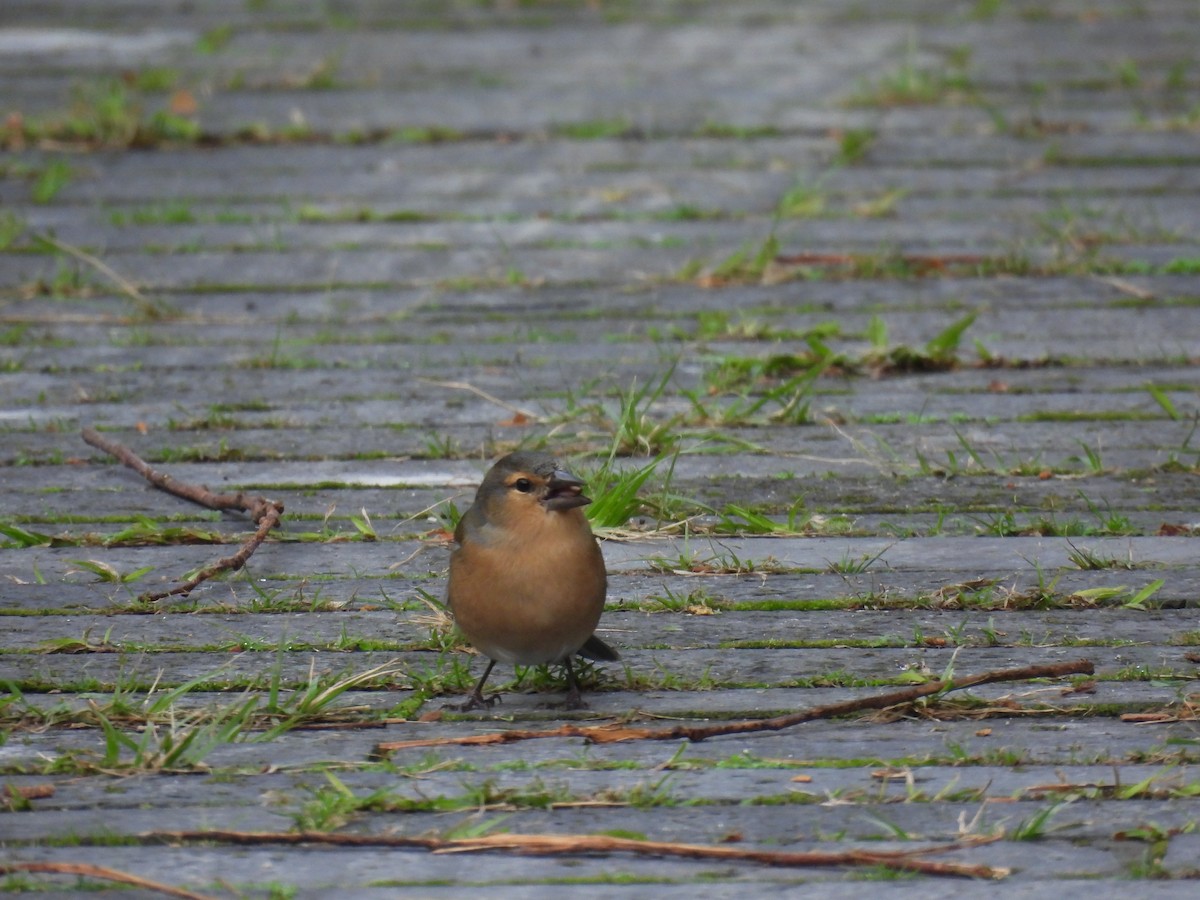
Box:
577 634 620 661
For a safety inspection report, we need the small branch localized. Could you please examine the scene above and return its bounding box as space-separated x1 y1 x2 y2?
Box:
146 829 1007 880
81 427 284 602
0 862 216 900
375 658 1094 753
144 510 281 603
81 427 280 523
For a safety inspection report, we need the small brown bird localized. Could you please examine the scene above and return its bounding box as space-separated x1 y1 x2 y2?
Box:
446 450 618 709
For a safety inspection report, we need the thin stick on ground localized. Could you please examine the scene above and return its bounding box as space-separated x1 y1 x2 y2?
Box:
145 830 1008 880
0 862 216 900
375 658 1095 753
36 233 170 319
419 377 541 422
81 426 284 602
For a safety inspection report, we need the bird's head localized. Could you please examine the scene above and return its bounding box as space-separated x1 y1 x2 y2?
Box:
476 451 592 518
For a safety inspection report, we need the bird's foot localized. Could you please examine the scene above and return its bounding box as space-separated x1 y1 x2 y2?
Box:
538 688 587 710
448 691 501 712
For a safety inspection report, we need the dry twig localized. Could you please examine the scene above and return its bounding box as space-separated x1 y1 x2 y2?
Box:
81 426 284 602
146 829 1007 880
419 377 541 422
3 783 55 804
36 234 170 318
0 862 215 900
376 658 1094 753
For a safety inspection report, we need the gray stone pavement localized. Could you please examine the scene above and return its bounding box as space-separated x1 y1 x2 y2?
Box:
2 0 1200 895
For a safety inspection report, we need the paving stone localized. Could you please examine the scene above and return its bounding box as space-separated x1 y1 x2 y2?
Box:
3 0 1200 894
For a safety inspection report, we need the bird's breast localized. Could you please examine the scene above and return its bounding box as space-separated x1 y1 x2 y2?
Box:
447 510 607 665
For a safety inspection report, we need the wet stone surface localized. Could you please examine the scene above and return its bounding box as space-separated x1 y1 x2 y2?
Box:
2 0 1200 896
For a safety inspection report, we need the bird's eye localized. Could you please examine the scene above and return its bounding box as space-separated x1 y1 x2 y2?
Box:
513 478 533 493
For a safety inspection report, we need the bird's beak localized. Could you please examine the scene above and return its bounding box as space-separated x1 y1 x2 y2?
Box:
543 469 592 511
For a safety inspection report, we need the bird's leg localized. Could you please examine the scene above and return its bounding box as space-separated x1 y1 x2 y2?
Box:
456 659 501 711
561 656 587 710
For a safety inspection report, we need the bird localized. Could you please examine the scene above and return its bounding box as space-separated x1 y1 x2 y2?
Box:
446 450 619 710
